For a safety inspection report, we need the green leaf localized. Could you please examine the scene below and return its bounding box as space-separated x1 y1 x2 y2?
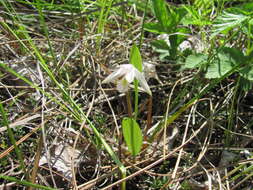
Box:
157 49 171 61
238 78 253 92
239 65 253 81
130 44 142 72
205 47 243 78
249 18 253 25
144 22 167 34
211 11 249 38
184 53 208 69
150 40 170 61
171 6 187 27
205 59 232 79
151 0 170 31
151 40 170 50
182 5 211 26
122 117 143 156
181 6 212 26
148 1 187 33
229 3 253 15
239 51 253 81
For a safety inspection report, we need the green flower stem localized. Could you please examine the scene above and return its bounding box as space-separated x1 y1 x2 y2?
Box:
133 79 139 120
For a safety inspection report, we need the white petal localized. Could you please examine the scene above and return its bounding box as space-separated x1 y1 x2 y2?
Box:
120 64 134 70
102 64 151 95
102 67 124 84
102 64 133 84
115 64 135 83
125 69 135 83
134 70 152 95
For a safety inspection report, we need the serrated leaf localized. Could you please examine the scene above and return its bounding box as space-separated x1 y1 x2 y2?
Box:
122 117 143 156
211 11 249 38
184 53 208 69
205 47 243 78
205 58 233 78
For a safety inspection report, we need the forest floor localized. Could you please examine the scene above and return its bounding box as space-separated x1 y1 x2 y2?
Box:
0 0 253 189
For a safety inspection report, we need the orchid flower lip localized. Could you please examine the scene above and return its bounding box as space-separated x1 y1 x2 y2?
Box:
102 64 152 95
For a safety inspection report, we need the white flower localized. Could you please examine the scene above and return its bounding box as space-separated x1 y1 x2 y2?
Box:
102 64 152 95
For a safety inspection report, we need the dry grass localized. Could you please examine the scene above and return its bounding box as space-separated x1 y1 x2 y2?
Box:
0 1 253 189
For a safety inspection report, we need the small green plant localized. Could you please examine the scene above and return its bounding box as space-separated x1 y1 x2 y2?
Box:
102 44 152 157
144 0 188 60
149 176 169 189
182 7 253 83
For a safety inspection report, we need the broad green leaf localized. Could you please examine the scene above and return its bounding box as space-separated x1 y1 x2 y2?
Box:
150 40 171 61
130 44 142 72
184 53 208 69
122 117 143 156
249 18 253 25
144 22 167 34
151 40 170 50
176 27 190 45
206 47 243 78
205 58 233 78
151 0 170 31
156 49 171 61
171 6 187 27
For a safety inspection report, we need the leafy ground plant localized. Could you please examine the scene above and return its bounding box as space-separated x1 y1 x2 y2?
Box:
1 0 253 189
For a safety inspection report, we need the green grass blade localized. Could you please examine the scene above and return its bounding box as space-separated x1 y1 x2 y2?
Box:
0 103 27 177
96 0 114 51
0 174 57 190
35 0 57 64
